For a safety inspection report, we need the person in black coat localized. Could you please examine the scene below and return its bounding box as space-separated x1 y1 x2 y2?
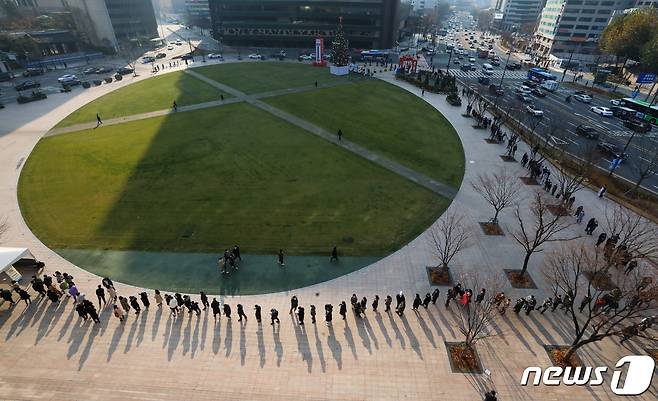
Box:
270 308 280 324
310 305 316 324
129 296 141 314
200 291 209 310
422 293 431 308
339 301 347 320
140 292 150 308
211 298 221 319
254 304 262 322
412 294 422 311
431 289 440 304
325 304 333 322
223 303 231 318
237 304 247 321
296 306 305 325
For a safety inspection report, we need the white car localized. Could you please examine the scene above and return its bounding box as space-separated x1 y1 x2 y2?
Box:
609 99 622 106
248 53 262 59
526 105 544 117
469 57 476 62
175 41 183 46
515 85 532 95
590 106 613 116
574 94 592 103
57 74 78 84
167 45 174 50
300 54 313 61
207 53 223 59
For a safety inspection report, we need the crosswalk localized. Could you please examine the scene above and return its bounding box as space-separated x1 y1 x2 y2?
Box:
447 69 528 80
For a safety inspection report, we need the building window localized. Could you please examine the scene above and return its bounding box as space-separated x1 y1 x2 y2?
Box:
576 25 589 29
595 18 608 22
601 1 614 5
578 17 592 21
597 9 611 13
581 9 595 13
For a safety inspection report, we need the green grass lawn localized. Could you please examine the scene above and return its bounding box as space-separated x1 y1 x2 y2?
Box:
265 80 465 187
20 103 449 256
195 62 353 94
55 71 226 128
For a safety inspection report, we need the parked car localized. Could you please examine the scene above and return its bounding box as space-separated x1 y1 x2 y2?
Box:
207 53 223 59
156 52 167 59
142 56 155 63
575 125 599 139
574 94 592 103
531 88 546 97
116 66 134 75
180 54 193 60
22 67 44 77
597 141 626 160
590 106 613 116
83 66 98 75
469 63 476 71
57 74 79 84
248 53 262 59
15 80 41 91
526 105 543 117
491 59 500 66
506 62 521 70
95 66 113 74
167 45 174 50
609 99 623 106
468 57 476 63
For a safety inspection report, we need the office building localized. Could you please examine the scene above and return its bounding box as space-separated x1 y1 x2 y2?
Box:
495 0 545 31
209 0 400 49
185 0 210 18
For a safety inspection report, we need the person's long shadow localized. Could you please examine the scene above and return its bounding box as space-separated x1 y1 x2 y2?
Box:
425 306 447 339
517 312 551 346
200 311 208 351
342 320 358 360
486 313 509 345
191 315 201 359
151 306 163 342
312 323 326 372
182 314 193 356
326 324 342 369
239 320 246 365
435 304 456 338
415 312 436 348
57 307 76 342
354 318 372 355
224 319 233 357
527 312 559 345
78 323 100 370
107 321 125 362
167 314 183 361
29 297 49 327
399 314 422 359
6 302 37 340
67 320 90 359
212 317 221 355
273 324 283 367
162 314 173 349
136 308 149 347
374 312 392 348
362 316 379 351
500 313 537 356
294 322 313 372
43 300 68 338
35 302 60 344
387 311 406 349
257 322 266 367
123 313 141 354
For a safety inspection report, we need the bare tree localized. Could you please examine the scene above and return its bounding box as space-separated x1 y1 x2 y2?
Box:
451 271 505 348
604 203 658 264
428 210 471 268
512 192 580 276
473 97 489 127
470 169 522 224
550 141 598 205
626 149 658 196
542 243 657 362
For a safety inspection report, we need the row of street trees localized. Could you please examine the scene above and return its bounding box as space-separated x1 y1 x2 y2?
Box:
600 7 658 74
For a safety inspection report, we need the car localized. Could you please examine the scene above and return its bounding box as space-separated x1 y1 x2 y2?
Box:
531 88 546 97
575 125 600 139
180 53 193 61
478 76 490 85
597 141 626 159
517 93 533 103
623 118 652 133
167 45 174 50
491 59 500 66
469 64 476 71
156 52 167 59
175 40 183 45
454 59 461 65
57 74 78 84
142 56 155 63
522 80 538 88
83 66 98 75
489 84 504 96
515 85 531 95
609 99 622 106
22 67 44 77
590 106 613 116
526 105 543 117
116 66 134 75
506 62 521 70
574 94 593 103
469 57 475 62
15 80 41 91
248 53 262 59
298 54 313 61
207 53 223 59
95 66 113 74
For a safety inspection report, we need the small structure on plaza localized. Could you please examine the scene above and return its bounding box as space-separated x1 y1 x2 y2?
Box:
0 247 43 282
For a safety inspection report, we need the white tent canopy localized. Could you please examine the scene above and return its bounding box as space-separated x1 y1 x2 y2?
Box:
0 247 36 281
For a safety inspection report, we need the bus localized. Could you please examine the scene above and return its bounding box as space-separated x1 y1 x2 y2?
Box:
527 67 557 83
619 98 658 125
360 50 388 62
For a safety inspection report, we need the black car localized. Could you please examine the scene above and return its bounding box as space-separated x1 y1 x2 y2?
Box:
95 66 114 74
83 67 98 75
531 88 546 97
22 67 44 77
597 141 626 159
116 67 134 75
478 76 490 85
523 80 538 88
506 62 521 70
489 84 504 96
575 125 599 139
15 80 41 91
623 118 652 133
156 52 167 59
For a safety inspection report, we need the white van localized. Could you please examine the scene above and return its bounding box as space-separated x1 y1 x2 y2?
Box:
541 80 559 92
482 63 494 75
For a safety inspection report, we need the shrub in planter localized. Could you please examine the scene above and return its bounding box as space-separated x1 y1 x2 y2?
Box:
114 74 123 81
82 81 91 89
104 77 113 83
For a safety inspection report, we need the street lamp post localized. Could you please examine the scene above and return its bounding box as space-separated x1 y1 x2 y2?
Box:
446 50 453 73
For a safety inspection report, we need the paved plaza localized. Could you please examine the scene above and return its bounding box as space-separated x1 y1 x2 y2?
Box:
0 63 656 401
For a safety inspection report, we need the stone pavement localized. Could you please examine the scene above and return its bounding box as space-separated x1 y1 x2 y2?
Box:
0 65 655 401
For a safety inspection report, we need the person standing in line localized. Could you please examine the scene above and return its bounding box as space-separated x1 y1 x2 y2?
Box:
484 390 497 401
18 288 31 305
579 295 591 313
598 186 607 198
233 245 241 261
191 301 202 316
339 301 347 320
75 302 88 320
95 113 103 129
154 290 163 307
475 289 486 304
525 296 537 315
513 298 525 314
86 301 101 324
384 295 392 312
113 305 125 322
551 294 563 312
325 304 333 323
254 304 262 323
350 294 358 308
140 292 150 308
310 305 316 324
431 289 440 304
596 232 607 247
223 303 232 319
539 297 552 314
211 298 221 320
237 304 247 321
129 296 141 314
330 246 338 262
360 297 367 314
297 306 305 325
372 295 379 312
576 209 585 224
168 295 179 316
96 285 106 308
1 289 15 306
69 284 80 303
290 295 299 314
270 308 280 325
397 297 406 316
278 249 285 266
200 291 209 310
422 293 431 309
337 129 343 142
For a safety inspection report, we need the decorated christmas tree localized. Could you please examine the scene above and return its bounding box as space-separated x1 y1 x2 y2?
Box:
331 17 350 67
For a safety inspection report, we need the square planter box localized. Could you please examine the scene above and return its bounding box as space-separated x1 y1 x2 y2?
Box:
519 176 539 186
445 342 484 374
426 265 454 286
484 138 500 144
547 204 570 217
504 269 538 289
499 155 516 162
479 222 504 236
544 345 583 368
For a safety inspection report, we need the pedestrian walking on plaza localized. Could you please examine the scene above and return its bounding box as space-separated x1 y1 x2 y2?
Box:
372 295 379 312
360 297 367 313
69 284 79 303
113 305 125 322
129 296 141 314
576 209 585 224
211 298 221 319
585 218 598 235
445 289 454 308
384 295 392 312
290 295 299 314
475 289 486 304
107 285 117 303
596 232 607 247
330 246 338 262
96 285 106 308
579 295 591 313
223 303 232 318
237 304 247 321
431 289 440 304
551 294 563 311
95 113 103 129
31 276 46 296
337 129 343 142
200 291 209 310
574 205 583 217
254 304 262 323
233 245 241 261
598 186 607 198
422 293 431 309
140 292 150 308
483 390 497 401
539 297 552 314
310 305 316 324
297 306 305 325
513 298 525 314
277 249 285 266
1 289 15 306
325 304 333 323
339 301 347 320
270 308 280 325
154 290 163 307
172 100 178 111
397 297 406 316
